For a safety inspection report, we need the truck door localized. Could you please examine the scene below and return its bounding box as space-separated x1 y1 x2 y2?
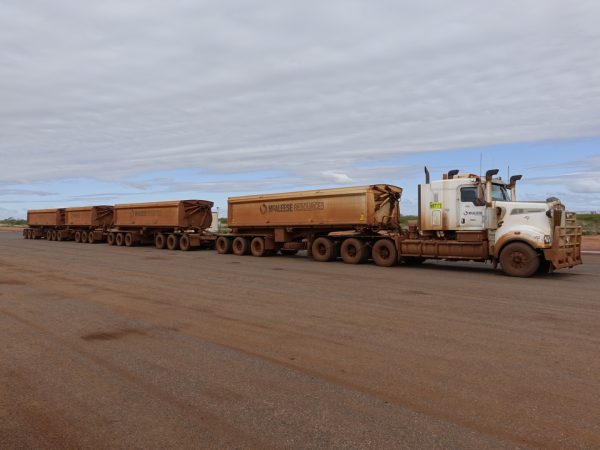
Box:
458 186 485 229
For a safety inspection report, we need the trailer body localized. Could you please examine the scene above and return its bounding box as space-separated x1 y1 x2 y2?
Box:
228 185 401 229
27 209 65 227
65 205 113 228
217 185 402 258
62 205 115 243
108 200 215 250
24 209 66 240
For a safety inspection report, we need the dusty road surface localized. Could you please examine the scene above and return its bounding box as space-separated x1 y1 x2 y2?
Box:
1 232 599 449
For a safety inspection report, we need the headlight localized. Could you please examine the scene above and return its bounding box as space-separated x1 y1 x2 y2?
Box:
544 235 552 245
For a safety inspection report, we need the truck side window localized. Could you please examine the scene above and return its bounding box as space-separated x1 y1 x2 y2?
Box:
460 187 478 203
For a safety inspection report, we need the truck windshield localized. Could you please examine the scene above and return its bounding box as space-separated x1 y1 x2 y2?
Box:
492 184 511 201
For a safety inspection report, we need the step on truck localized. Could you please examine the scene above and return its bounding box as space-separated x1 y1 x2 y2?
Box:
216 168 582 277
107 200 216 251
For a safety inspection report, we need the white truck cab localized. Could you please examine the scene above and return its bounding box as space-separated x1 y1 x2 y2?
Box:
417 168 582 276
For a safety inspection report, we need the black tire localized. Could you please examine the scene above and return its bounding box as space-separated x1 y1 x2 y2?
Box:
312 237 337 262
179 234 191 251
232 237 250 256
115 233 125 246
107 233 115 245
167 234 180 250
372 239 397 267
155 234 167 249
251 237 267 257
81 231 88 243
51 230 58 241
124 233 135 247
23 229 28 239
500 242 540 277
215 236 232 254
74 230 82 243
46 230 52 240
88 231 95 244
340 238 369 264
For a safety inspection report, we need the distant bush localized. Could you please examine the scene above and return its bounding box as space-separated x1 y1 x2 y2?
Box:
0 217 26 226
577 214 600 235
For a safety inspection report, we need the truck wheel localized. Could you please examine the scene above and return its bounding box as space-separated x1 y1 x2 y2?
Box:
115 233 125 246
155 234 167 249
107 233 115 245
51 230 58 241
88 232 96 244
232 237 250 256
215 236 232 254
500 242 540 277
124 233 135 247
251 237 267 257
81 231 88 243
312 237 337 262
179 234 191 251
74 231 81 243
341 238 369 264
372 239 397 267
167 234 180 250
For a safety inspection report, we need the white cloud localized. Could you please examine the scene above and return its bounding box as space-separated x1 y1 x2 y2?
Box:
0 0 599 190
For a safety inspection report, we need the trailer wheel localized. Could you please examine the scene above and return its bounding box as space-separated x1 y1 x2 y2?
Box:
179 234 191 251
73 230 81 243
167 234 180 250
372 239 397 267
81 231 88 243
154 234 166 249
499 242 540 277
115 233 125 246
51 230 58 241
312 237 337 262
250 237 268 257
124 233 135 247
107 233 115 245
88 232 96 244
232 237 250 256
215 236 232 254
340 238 369 264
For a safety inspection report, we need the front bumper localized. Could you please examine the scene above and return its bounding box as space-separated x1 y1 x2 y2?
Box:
543 223 583 271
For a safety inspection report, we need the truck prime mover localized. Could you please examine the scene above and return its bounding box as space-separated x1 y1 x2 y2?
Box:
23 168 582 277
215 168 582 277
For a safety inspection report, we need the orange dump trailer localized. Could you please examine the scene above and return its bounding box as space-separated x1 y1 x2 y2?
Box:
108 200 215 250
65 206 114 243
24 209 66 240
217 185 402 260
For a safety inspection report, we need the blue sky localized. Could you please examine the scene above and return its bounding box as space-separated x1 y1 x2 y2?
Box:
2 137 598 218
1 1 599 218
